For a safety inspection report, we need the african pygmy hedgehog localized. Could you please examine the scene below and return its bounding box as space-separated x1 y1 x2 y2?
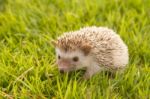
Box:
52 26 129 79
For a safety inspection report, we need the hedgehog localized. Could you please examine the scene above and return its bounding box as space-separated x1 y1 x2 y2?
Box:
52 26 129 79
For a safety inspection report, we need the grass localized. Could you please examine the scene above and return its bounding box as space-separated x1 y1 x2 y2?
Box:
0 0 150 98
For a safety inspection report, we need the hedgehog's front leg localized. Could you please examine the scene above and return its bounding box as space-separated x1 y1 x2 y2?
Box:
83 64 103 79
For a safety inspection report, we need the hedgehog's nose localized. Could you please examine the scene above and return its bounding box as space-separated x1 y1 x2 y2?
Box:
59 69 64 73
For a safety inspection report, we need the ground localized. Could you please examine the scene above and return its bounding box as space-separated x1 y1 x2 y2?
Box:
0 0 150 98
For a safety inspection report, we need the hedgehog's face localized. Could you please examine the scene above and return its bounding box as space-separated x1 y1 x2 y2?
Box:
52 39 92 73
55 48 90 73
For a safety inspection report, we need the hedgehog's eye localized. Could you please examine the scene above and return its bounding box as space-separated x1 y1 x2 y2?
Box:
72 56 79 62
58 55 61 59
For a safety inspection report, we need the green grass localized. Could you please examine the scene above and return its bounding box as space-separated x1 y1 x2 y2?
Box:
0 0 150 98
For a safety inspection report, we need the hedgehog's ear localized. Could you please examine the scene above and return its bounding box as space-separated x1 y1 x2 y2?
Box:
81 44 91 55
51 40 58 47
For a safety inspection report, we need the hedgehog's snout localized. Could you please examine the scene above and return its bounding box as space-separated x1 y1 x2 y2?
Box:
58 66 74 73
58 66 68 73
59 69 65 73
57 60 72 72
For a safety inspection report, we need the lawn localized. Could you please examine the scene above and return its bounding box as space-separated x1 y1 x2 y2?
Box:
0 0 150 98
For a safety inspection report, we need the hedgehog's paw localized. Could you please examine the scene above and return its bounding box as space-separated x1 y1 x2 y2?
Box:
82 64 102 80
82 72 91 80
